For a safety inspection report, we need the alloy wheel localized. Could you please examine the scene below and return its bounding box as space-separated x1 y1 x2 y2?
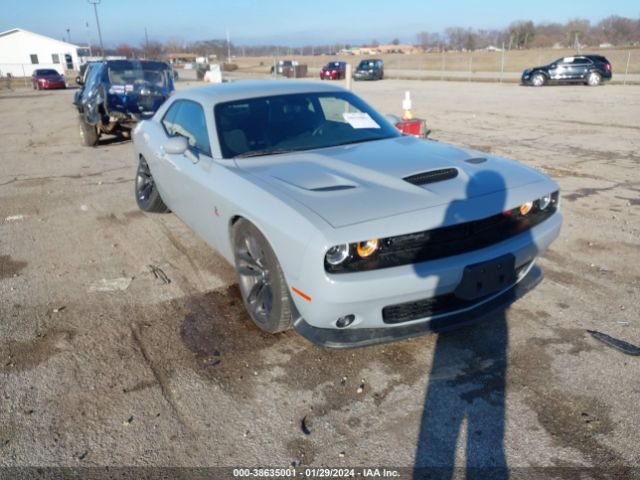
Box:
236 232 273 325
135 158 155 204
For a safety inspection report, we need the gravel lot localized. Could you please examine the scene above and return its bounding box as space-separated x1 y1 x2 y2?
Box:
0 78 639 477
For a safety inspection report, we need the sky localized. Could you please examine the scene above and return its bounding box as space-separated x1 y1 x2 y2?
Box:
1 0 638 47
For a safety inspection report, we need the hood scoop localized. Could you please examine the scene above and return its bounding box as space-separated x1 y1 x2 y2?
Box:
270 163 358 192
465 157 487 164
309 185 355 192
404 168 458 186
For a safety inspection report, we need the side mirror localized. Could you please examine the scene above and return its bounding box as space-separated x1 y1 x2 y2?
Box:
76 76 83 85
550 64 557 69
163 136 188 154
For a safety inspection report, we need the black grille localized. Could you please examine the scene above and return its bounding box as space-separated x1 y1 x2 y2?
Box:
382 262 532 324
404 168 458 186
325 192 559 274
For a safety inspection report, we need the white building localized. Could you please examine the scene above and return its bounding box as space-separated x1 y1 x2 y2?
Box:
0 28 87 77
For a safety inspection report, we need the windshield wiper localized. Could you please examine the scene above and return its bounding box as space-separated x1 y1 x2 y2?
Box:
234 146 311 159
330 136 392 148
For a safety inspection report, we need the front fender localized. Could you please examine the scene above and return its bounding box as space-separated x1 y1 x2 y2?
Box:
81 86 104 125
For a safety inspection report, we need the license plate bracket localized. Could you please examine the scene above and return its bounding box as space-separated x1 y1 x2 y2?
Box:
454 254 516 301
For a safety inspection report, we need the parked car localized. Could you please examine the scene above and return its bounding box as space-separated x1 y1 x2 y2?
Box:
132 81 562 348
320 61 347 80
271 59 308 78
31 69 66 90
353 59 384 81
521 55 612 86
74 59 175 146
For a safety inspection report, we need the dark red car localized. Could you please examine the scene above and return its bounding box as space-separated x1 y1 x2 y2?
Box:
31 69 66 90
320 61 347 80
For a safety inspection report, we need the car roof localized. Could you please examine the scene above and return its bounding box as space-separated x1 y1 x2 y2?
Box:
585 55 609 61
173 80 347 106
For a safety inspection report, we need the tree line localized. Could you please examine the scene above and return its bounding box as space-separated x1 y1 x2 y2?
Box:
416 16 640 51
98 15 639 60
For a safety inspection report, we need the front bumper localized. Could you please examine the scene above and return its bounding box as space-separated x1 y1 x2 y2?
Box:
353 72 378 80
294 263 542 348
39 81 66 89
289 210 562 346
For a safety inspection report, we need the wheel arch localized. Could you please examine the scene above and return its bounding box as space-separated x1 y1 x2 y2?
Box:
227 207 319 290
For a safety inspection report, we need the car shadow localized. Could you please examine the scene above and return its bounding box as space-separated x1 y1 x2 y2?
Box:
412 170 536 479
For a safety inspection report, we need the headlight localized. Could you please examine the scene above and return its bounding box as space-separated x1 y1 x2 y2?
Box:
539 194 552 210
519 201 534 215
356 239 379 258
326 244 350 265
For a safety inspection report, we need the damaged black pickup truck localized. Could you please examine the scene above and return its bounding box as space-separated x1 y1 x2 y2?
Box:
74 60 175 146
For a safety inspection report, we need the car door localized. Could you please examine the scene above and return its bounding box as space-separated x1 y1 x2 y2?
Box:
569 57 592 81
549 58 571 82
79 63 104 124
159 99 218 237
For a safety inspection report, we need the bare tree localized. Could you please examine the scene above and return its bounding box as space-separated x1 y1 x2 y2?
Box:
142 41 164 60
115 43 133 58
508 20 535 49
416 31 442 50
164 38 185 54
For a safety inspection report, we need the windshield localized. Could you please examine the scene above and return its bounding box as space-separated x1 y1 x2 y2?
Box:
215 91 400 158
357 61 379 70
107 61 169 87
36 69 59 76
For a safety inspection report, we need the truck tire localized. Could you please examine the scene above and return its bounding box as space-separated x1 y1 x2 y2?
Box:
78 116 99 147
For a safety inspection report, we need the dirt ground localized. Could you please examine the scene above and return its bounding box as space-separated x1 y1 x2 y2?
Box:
0 78 639 477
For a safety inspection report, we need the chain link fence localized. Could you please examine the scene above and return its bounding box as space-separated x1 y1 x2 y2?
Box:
238 48 640 85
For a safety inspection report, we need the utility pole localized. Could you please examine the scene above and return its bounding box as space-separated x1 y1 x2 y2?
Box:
226 30 231 62
144 27 149 58
85 21 93 57
66 28 71 43
88 0 105 58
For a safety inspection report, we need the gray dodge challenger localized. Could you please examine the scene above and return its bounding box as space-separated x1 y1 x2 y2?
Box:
132 81 562 348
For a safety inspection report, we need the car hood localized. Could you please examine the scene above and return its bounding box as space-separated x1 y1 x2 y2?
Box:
37 75 63 80
238 136 549 228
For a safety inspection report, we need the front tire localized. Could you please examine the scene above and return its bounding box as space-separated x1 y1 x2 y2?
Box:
232 219 295 334
78 116 99 146
135 156 169 213
531 73 546 87
587 72 602 86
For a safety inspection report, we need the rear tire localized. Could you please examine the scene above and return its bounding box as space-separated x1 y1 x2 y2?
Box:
78 116 99 146
587 72 602 86
232 219 295 334
135 156 169 213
